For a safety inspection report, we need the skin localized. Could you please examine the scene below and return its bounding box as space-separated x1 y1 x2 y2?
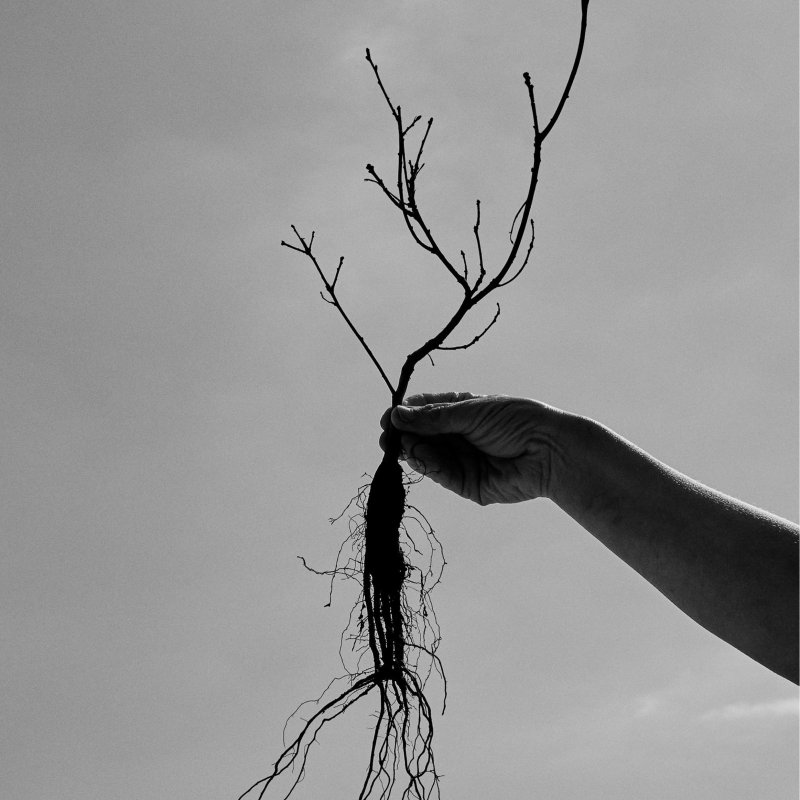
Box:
379 392 799 684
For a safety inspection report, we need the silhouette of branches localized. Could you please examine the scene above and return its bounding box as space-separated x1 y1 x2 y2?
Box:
280 226 395 395
284 0 589 411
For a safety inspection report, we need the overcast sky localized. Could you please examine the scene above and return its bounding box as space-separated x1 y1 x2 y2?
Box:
2 1 797 798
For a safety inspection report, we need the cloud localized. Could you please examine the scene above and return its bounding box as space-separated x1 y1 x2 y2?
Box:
633 692 667 718
701 698 799 722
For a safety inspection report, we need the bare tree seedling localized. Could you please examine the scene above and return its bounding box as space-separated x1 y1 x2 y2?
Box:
240 3 590 798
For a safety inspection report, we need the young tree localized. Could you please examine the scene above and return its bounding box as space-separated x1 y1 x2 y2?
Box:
240 3 590 798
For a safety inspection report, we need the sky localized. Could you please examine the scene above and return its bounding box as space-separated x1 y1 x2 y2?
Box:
1 1 797 798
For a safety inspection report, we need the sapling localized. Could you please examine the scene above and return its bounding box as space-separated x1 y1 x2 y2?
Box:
240 3 589 797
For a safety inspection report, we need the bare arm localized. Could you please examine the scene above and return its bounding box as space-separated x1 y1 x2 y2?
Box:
386 393 799 683
549 412 799 683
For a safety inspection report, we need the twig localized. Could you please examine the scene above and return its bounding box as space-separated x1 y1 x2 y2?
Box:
540 0 590 141
280 227 395 395
437 304 501 351
498 220 535 288
471 199 486 292
366 51 469 294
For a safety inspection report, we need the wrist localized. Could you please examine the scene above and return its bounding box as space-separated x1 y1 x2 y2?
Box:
513 398 585 503
539 407 597 505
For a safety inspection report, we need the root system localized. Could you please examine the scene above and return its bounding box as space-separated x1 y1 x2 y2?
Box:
238 458 446 800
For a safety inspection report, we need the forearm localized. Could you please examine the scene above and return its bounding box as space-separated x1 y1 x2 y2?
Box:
546 412 799 683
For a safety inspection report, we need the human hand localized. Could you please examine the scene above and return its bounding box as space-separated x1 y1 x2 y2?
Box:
379 392 563 505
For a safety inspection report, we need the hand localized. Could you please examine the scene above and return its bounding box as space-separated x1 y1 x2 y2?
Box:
379 392 563 505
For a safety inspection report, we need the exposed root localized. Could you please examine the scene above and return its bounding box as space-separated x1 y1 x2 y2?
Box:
240 462 445 800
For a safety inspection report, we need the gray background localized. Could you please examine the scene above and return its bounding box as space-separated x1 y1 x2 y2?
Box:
2 1 797 798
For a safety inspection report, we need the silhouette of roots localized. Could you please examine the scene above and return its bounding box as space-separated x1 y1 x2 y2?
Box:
239 460 445 800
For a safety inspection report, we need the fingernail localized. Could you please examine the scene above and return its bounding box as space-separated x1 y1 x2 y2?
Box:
394 406 413 421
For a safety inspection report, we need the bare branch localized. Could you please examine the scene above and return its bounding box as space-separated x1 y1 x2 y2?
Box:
365 164 405 209
437 303 501 351
473 162 540 303
459 250 469 282
365 52 469 294
370 1 589 402
412 118 434 175
365 48 398 118
524 71 541 137
406 208 468 290
540 0 590 141
508 200 526 244
281 227 395 395
402 114 422 137
498 219 535 288
332 256 344 289
471 199 486 292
